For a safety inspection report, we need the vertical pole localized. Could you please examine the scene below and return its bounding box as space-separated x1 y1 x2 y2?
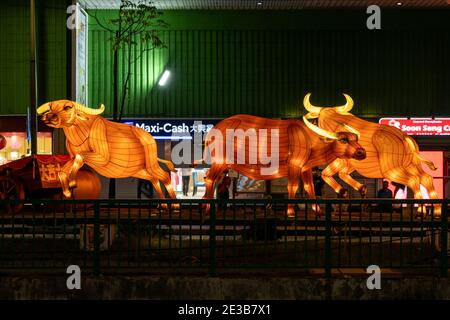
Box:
325 202 332 279
29 0 38 155
441 200 448 277
108 46 119 199
93 202 101 276
324 202 333 300
209 200 217 277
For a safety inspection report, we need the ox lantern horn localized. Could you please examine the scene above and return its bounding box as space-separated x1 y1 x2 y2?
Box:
335 94 354 113
302 116 338 140
303 93 322 117
37 103 51 115
303 93 355 117
75 103 105 115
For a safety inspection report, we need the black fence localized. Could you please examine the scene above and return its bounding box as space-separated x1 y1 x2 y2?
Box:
0 198 448 278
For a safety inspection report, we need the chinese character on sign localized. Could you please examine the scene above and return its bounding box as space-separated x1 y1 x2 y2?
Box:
39 163 62 183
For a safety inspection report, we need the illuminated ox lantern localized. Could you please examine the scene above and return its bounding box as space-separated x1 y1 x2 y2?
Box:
202 114 366 216
303 93 441 217
37 100 177 200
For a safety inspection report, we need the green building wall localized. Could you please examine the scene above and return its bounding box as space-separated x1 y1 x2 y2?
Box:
0 6 448 119
88 9 450 119
0 0 69 115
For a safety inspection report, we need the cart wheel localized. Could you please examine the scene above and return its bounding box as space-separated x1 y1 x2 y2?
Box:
0 176 25 214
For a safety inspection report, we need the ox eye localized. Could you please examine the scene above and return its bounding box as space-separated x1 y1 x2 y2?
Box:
340 138 349 144
64 105 72 111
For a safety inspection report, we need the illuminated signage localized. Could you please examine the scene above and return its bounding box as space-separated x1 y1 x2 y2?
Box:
120 119 220 140
378 118 450 135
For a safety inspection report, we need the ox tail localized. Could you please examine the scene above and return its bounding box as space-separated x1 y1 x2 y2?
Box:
405 136 437 171
157 158 177 172
416 154 437 171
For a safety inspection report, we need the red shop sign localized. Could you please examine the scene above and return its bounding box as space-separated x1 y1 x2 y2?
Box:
378 118 450 136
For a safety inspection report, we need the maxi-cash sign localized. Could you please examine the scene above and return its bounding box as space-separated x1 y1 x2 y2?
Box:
121 119 220 140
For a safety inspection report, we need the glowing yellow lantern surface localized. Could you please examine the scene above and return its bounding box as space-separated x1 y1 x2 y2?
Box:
37 100 177 199
303 93 441 216
202 114 366 216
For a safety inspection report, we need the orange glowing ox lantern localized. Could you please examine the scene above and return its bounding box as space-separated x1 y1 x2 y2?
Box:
303 93 441 217
37 100 177 200
202 114 366 216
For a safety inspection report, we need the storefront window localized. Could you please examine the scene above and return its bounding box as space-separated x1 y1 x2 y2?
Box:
0 132 52 164
171 167 207 199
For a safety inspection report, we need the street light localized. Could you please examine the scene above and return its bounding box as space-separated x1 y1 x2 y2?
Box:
158 70 171 86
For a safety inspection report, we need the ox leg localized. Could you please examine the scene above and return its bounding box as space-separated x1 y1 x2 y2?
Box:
149 164 177 200
133 170 168 210
338 167 367 197
156 166 177 199
202 165 227 213
408 164 441 217
58 160 75 198
144 165 178 210
203 165 227 199
133 170 165 198
132 126 177 202
287 168 301 218
148 177 170 210
158 170 179 210
301 169 321 216
419 171 441 217
322 159 349 197
67 154 84 189
384 167 423 217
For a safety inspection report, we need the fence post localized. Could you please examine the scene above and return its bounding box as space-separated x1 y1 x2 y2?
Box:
209 199 217 277
93 202 101 276
441 199 448 277
325 202 332 279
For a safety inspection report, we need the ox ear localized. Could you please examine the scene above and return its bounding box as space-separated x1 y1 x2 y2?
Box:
76 113 88 121
63 102 75 111
337 122 361 139
304 112 319 120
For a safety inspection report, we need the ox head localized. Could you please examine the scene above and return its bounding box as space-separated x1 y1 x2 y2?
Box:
37 100 105 128
303 116 366 161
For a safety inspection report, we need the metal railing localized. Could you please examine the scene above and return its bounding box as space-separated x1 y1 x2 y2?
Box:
0 198 448 278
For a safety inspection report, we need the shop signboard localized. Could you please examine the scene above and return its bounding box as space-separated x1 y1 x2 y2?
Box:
379 118 450 135
120 119 220 140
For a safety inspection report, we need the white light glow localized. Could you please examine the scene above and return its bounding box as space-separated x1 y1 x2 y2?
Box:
158 70 171 86
10 151 19 160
